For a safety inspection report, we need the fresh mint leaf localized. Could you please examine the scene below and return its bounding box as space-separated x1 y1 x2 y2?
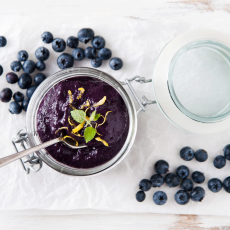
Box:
90 111 96 121
84 127 96 143
71 110 86 123
94 114 100 121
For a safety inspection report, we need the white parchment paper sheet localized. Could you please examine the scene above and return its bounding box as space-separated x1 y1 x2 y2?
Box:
1 14 230 216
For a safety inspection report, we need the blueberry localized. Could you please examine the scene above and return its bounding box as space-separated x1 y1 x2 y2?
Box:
208 178 222 193
91 57 102 68
190 186 205 202
17 50 28 62
223 176 230 193
72 48 85 61
139 179 152 191
98 48 112 60
192 171 205 184
109 57 123 71
26 85 38 99
180 178 194 191
77 28 94 44
150 174 164 187
35 47 50 61
13 91 24 102
36 61 46 71
57 53 74 69
136 191 146 202
175 190 190 205
34 73 46 86
153 191 167 205
223 144 230 160
92 36 106 49
67 36 79 48
52 38 66 52
0 88 12 102
165 173 180 187
213 155 226 169
6 72 18 84
180 146 194 161
22 98 29 111
0 36 7 47
41 32 53 44
0 65 3 76
23 60 36 74
176 165 190 179
11 61 22 72
194 149 208 162
84 47 97 59
18 73 32 89
154 160 169 174
9 101 22 114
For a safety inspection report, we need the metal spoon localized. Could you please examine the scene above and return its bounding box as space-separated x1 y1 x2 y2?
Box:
0 135 87 168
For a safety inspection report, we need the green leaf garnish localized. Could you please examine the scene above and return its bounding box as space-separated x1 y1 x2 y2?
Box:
71 110 86 123
94 114 100 121
84 127 96 143
90 111 96 121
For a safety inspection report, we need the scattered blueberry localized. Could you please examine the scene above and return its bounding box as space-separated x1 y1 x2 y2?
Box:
92 36 106 49
136 191 146 202
98 48 112 60
154 160 169 174
0 36 7 47
150 174 164 187
57 53 74 69
67 36 79 48
0 88 12 102
52 38 66 52
223 144 230 160
109 57 123 70
6 72 18 84
213 155 226 169
0 65 3 76
77 28 94 44
139 179 152 191
23 60 36 74
190 186 205 202
34 73 46 86
41 32 53 44
22 98 29 111
192 171 205 184
208 178 222 193
175 190 190 205
13 91 24 102
9 101 22 114
36 61 46 71
223 176 230 193
84 47 97 59
35 47 50 61
165 173 180 188
176 165 190 179
180 146 194 161
194 149 208 162
180 178 194 191
72 48 85 61
17 50 28 62
11 61 22 72
26 85 38 99
18 73 32 89
153 191 167 205
91 57 102 68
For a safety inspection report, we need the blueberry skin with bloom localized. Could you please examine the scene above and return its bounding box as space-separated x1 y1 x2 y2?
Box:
180 146 194 161
175 190 190 205
153 191 167 205
35 47 50 61
0 36 7 47
34 73 46 86
136 191 146 202
139 179 152 191
52 38 66 52
26 85 38 99
176 165 190 179
72 48 85 60
195 149 208 162
0 65 3 76
9 101 22 114
67 36 79 48
180 178 194 191
109 57 123 70
165 173 180 188
23 60 36 74
41 32 53 44
36 61 46 71
223 177 230 193
190 186 205 202
154 160 169 174
13 91 24 102
150 174 164 187
22 98 29 111
17 50 28 62
0 88 12 102
213 155 226 169
98 48 112 60
18 73 32 89
92 36 106 49
84 47 97 59
57 53 74 69
224 144 230 160
208 178 222 193
91 57 102 68
77 28 94 44
6 72 19 84
192 171 205 184
11 61 22 72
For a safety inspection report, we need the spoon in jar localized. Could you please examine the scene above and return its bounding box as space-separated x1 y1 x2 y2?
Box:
0 132 87 168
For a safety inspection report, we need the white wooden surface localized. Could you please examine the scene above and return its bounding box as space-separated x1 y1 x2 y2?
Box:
1 0 230 229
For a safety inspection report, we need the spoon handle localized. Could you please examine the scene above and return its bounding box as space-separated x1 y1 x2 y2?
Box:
0 137 61 168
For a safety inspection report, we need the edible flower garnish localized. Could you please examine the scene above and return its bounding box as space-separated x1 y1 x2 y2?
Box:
55 127 68 134
93 96 106 107
77 87 85 99
95 137 109 147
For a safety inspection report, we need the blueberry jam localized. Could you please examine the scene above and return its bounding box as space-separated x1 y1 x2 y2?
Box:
37 77 129 168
